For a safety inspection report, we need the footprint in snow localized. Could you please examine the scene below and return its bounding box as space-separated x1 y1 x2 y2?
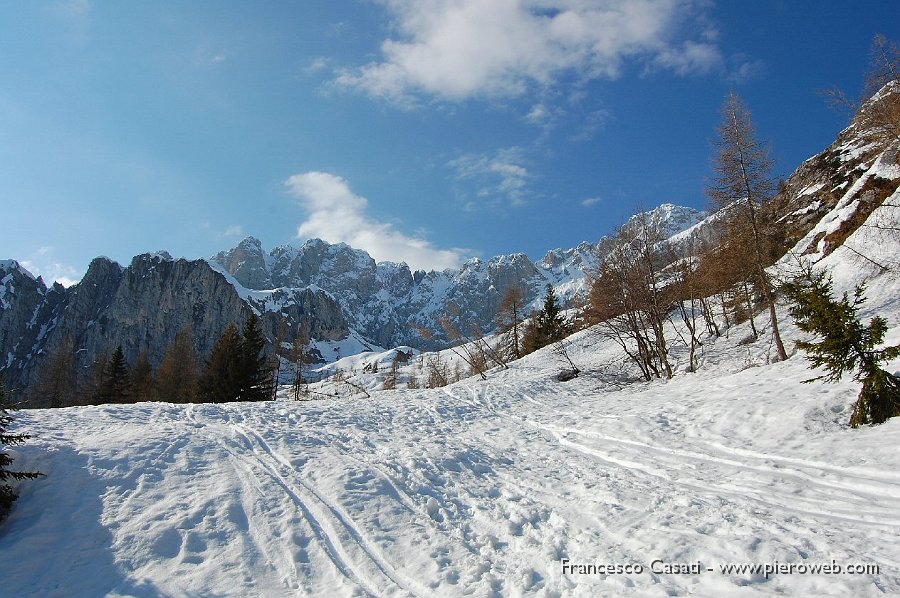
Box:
426 497 444 522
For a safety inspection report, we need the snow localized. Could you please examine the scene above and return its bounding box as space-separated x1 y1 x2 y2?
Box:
0 277 9 310
4 237 900 597
207 259 340 315
309 329 385 367
790 147 899 260
1 260 39 308
3 319 899 596
797 181 825 197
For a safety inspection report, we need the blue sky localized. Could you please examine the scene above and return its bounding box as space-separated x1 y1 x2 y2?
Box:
1 1 897 283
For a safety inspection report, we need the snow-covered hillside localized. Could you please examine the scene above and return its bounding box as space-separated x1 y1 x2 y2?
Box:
2 188 899 596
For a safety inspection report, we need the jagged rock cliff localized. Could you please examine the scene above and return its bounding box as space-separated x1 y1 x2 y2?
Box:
0 254 348 402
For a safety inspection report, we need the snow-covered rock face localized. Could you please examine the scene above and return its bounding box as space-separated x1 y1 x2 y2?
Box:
622 203 706 239
776 85 900 250
0 261 64 378
210 236 273 290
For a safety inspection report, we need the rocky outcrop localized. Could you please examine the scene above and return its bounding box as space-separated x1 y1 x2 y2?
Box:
774 84 900 250
211 237 273 290
0 262 67 378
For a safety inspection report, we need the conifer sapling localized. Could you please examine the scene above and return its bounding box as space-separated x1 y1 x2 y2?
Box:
782 265 900 427
1 377 42 522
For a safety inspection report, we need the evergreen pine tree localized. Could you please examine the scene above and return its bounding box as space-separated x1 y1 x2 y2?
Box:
539 283 566 344
1 377 42 522
522 286 568 354
96 345 131 404
239 313 273 402
783 266 900 427
197 315 273 403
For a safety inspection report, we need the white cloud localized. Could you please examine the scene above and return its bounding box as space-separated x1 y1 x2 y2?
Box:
526 103 550 124
580 196 602 207
649 40 722 75
448 147 532 207
726 55 766 84
303 57 331 75
285 171 465 271
219 225 244 239
337 0 720 103
21 247 82 287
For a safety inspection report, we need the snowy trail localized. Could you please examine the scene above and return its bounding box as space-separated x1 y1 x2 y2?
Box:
232 422 427 598
180 404 424 597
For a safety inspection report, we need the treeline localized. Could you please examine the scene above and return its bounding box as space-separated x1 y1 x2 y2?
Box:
29 314 276 407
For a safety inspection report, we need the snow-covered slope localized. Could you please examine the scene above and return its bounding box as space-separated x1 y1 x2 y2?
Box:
2 196 898 596
3 327 898 596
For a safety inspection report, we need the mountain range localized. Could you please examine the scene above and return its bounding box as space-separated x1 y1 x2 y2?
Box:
0 203 704 402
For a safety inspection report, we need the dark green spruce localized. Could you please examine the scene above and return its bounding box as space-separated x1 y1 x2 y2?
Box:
198 314 274 403
782 265 900 427
524 283 568 353
96 345 131 404
1 377 42 522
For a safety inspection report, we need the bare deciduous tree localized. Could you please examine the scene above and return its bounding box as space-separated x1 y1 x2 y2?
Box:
707 92 788 361
496 285 526 360
424 354 450 388
439 311 488 381
30 335 78 408
823 34 900 144
588 212 674 380
156 327 200 403
290 321 312 401
382 353 400 390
